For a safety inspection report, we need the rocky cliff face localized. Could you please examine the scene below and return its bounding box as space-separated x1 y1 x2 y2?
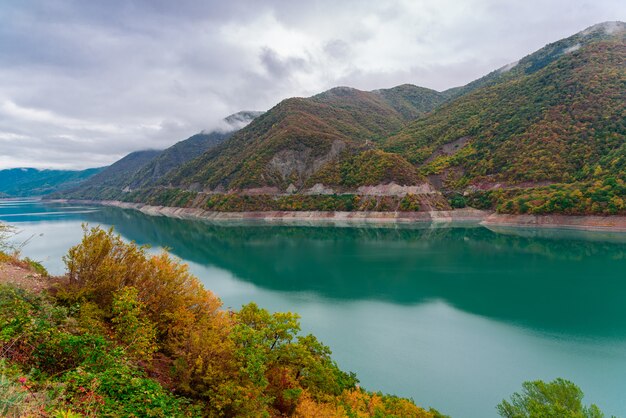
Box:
268 140 347 186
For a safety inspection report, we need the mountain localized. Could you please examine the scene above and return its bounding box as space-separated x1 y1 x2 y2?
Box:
125 132 230 189
163 21 623 199
0 167 102 197
126 111 264 189
383 22 626 214
165 84 445 191
442 21 626 99
71 149 163 199
60 111 263 200
382 21 625 215
58 22 626 216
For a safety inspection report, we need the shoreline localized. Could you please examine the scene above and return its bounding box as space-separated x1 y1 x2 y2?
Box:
482 213 626 232
45 198 626 232
47 199 489 225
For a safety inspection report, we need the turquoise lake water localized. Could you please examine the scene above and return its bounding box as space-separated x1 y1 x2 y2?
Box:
1 199 625 417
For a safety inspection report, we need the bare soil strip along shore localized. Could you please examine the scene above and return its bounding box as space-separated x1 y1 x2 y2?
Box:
0 262 48 292
47 199 626 232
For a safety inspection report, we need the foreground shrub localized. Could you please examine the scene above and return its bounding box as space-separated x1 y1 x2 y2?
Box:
0 285 197 417
294 388 444 418
2 226 437 416
63 226 223 339
0 371 31 417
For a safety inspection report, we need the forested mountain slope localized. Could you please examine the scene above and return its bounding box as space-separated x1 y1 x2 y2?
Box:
71 149 162 198
166 23 625 197
382 22 625 214
385 36 625 183
442 21 625 99
165 85 445 191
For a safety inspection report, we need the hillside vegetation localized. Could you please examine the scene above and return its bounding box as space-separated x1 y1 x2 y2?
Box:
442 21 625 100
404 37 624 215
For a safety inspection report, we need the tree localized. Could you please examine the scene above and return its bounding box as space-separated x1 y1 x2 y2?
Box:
231 303 358 415
111 286 158 361
497 378 605 418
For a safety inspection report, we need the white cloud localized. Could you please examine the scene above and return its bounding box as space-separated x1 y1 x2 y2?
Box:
1 100 122 134
563 43 582 54
498 60 520 73
0 0 623 169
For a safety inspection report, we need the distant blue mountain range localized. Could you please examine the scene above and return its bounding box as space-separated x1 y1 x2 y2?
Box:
0 167 103 197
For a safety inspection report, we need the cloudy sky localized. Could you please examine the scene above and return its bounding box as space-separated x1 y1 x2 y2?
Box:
0 0 623 169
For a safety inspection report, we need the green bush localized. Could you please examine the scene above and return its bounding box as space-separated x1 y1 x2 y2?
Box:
497 378 604 418
448 193 467 209
24 257 48 277
399 194 421 211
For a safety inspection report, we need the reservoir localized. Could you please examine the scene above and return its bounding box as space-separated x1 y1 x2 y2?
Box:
2 199 625 417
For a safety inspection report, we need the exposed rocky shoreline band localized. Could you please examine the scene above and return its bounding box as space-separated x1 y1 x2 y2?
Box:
47 199 626 232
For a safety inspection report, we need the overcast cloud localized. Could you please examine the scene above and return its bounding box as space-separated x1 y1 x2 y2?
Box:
0 0 623 169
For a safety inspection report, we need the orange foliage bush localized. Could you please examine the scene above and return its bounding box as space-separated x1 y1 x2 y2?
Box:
60 226 435 416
